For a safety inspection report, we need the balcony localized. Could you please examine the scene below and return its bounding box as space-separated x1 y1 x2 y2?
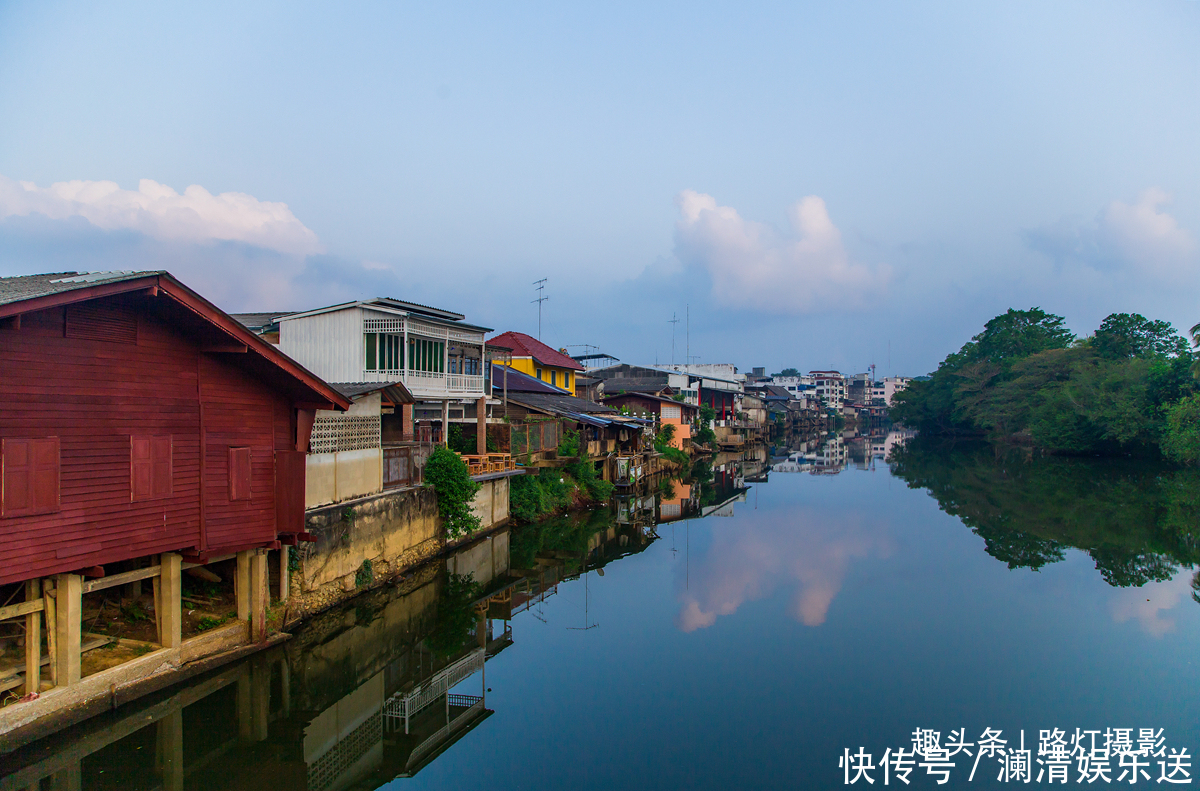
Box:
360 368 486 399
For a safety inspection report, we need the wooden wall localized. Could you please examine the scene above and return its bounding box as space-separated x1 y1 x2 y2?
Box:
0 294 298 585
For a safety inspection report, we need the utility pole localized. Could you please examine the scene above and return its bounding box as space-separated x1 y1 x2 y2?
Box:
532 279 548 341
668 312 680 366
686 304 689 373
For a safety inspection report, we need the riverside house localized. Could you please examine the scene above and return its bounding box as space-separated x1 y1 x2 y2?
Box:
275 298 493 447
486 331 584 396
0 270 349 743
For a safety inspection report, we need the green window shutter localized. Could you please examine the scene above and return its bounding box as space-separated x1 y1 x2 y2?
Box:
365 333 377 370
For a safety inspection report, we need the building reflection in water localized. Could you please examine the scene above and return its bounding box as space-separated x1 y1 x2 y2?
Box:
0 501 670 791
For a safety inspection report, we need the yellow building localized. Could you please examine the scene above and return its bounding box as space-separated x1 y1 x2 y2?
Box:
486 331 584 396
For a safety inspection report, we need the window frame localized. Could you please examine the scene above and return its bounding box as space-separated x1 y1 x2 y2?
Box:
1 437 61 518
131 435 173 501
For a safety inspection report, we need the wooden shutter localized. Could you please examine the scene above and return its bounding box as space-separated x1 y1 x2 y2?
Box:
275 450 305 534
132 436 173 501
2 437 59 517
229 447 252 501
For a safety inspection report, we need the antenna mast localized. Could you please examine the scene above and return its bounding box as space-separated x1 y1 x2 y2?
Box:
668 312 680 366
532 279 549 341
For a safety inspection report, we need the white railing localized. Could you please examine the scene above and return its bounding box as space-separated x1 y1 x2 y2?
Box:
383 648 484 734
359 369 485 396
406 696 485 769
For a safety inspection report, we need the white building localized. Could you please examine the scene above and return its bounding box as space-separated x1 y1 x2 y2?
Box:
883 377 912 406
769 375 815 400
809 370 846 410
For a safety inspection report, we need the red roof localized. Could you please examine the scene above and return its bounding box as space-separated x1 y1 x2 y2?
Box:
487 331 584 371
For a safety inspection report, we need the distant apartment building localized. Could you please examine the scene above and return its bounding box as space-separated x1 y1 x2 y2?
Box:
769 375 815 399
883 377 912 406
809 371 846 410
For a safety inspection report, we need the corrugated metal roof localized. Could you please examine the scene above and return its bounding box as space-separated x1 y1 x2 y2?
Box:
505 391 617 417
230 312 293 330
330 381 414 403
0 271 163 307
486 331 584 371
489 364 569 394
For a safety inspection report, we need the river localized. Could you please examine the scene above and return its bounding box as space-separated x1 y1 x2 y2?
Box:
3 432 1198 790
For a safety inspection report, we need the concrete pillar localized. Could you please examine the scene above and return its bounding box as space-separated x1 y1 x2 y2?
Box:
401 403 414 439
236 550 251 622
25 578 40 695
476 396 487 455
279 657 291 718
278 547 290 603
157 708 184 791
54 573 82 686
249 656 270 741
236 669 252 741
250 549 269 642
159 553 182 650
441 399 450 447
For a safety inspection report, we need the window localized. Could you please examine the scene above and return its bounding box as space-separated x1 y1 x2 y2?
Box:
365 333 403 371
1 437 60 517
229 447 252 501
564 372 571 390
537 368 543 380
131 435 172 500
550 371 557 387
407 338 444 373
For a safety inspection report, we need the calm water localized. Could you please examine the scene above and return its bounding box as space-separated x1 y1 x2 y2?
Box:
5 434 1199 790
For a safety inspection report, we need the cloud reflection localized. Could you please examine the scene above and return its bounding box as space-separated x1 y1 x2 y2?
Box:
676 507 894 632
1110 569 1196 638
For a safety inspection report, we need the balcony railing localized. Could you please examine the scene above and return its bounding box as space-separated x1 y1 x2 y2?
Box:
360 369 486 397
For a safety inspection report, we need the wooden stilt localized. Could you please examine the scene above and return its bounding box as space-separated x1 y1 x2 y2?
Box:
24 579 41 695
43 580 57 686
54 573 82 686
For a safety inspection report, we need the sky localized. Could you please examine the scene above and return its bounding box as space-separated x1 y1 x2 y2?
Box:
1 0 1198 376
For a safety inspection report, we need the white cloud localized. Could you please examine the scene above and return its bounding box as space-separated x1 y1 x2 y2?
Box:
673 190 891 315
1025 188 1198 281
0 175 321 256
1097 188 1197 278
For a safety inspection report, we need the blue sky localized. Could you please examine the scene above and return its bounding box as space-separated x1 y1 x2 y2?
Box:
1 0 1197 375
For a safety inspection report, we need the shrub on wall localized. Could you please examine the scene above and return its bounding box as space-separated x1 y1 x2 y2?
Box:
425 446 482 539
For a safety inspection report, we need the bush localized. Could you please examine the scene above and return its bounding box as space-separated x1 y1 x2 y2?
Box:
659 446 690 470
424 446 482 538
655 423 676 447
567 454 615 502
558 429 580 457
355 559 374 588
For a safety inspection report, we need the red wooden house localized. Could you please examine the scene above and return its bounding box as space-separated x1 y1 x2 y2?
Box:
0 271 350 588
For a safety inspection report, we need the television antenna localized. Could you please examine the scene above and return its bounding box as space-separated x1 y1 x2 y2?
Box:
532 279 549 340
668 312 680 366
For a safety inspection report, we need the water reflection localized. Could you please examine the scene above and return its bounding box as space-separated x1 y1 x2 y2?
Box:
4 435 1200 791
888 437 1200 590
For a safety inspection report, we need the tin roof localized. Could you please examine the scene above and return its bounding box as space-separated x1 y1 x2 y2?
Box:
0 271 350 411
486 331 584 371
0 271 164 307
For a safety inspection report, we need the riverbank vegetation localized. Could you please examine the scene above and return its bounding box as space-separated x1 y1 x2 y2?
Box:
509 461 614 524
891 309 1200 463
424 447 482 538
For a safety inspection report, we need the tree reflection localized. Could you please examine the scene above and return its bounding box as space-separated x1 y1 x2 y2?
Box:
888 437 1200 588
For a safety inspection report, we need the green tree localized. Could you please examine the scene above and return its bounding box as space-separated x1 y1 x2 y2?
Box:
970 307 1076 366
1092 313 1190 360
775 367 801 377
1162 394 1200 466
